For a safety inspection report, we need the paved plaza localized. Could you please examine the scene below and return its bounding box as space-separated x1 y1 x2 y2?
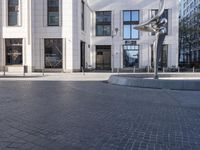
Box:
0 81 200 150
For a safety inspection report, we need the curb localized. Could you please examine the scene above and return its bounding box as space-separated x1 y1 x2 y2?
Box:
108 75 200 91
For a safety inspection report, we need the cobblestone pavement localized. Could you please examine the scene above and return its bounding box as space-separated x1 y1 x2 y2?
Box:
0 81 200 150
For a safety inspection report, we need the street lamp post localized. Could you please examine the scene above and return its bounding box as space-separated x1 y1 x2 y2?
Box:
111 28 119 73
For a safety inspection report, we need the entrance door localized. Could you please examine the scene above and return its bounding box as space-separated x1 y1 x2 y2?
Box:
80 41 86 69
96 45 111 70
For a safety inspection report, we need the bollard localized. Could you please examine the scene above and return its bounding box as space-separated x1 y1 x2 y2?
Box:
133 66 136 73
23 66 26 77
82 67 85 76
42 68 45 76
178 67 180 73
163 67 165 73
3 66 6 76
147 66 150 73
117 68 119 75
193 66 195 73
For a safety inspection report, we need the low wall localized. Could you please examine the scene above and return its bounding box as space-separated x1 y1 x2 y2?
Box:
108 73 200 91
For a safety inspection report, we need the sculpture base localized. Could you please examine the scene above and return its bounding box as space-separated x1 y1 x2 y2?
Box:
108 73 200 91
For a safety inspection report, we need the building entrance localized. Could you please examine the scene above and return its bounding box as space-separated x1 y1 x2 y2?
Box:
80 41 86 70
96 45 111 70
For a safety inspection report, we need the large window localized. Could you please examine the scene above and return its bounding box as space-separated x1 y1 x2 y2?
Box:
151 45 168 68
8 0 19 26
44 39 62 69
123 10 140 39
96 46 111 70
6 39 23 65
151 9 168 35
81 0 85 31
123 45 139 67
47 0 59 26
96 11 111 36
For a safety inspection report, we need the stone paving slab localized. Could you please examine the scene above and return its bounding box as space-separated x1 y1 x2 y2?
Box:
0 81 200 150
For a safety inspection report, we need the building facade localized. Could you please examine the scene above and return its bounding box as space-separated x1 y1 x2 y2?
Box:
179 0 200 66
180 0 200 18
0 0 179 73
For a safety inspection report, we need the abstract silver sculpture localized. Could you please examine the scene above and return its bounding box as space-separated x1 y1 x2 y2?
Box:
134 0 167 79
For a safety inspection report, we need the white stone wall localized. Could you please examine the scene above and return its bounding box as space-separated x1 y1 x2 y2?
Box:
0 0 32 72
89 0 179 68
0 0 2 68
0 0 179 72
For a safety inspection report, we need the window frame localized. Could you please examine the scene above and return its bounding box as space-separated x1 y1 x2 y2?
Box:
7 0 21 27
151 9 169 36
123 44 140 68
47 0 60 27
123 10 140 40
44 38 63 69
96 11 112 36
5 38 23 65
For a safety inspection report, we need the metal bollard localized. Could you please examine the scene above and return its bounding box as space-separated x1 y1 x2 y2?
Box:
3 66 6 76
23 66 26 77
133 66 136 73
193 67 195 73
178 67 180 73
42 68 45 76
163 67 165 73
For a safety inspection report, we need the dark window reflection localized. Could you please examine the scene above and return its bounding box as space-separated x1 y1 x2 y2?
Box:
151 44 168 68
8 0 19 26
45 39 62 68
96 11 111 36
123 45 139 67
48 0 59 26
6 39 23 65
81 0 85 31
151 9 168 35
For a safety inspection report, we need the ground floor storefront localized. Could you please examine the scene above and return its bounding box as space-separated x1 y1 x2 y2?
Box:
0 38 178 73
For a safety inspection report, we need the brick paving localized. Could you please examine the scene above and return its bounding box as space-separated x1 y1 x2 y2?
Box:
0 81 200 150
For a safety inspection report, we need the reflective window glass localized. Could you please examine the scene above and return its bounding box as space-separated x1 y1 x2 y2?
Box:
123 45 139 68
48 0 59 26
96 11 111 36
8 0 19 26
45 39 63 68
6 39 23 65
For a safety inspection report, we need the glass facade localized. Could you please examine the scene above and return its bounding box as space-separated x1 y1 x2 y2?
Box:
123 10 140 39
8 0 19 26
47 0 59 26
96 11 111 36
6 39 23 65
44 39 62 69
123 45 139 67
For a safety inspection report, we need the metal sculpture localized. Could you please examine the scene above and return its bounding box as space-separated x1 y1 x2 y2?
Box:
134 0 167 79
